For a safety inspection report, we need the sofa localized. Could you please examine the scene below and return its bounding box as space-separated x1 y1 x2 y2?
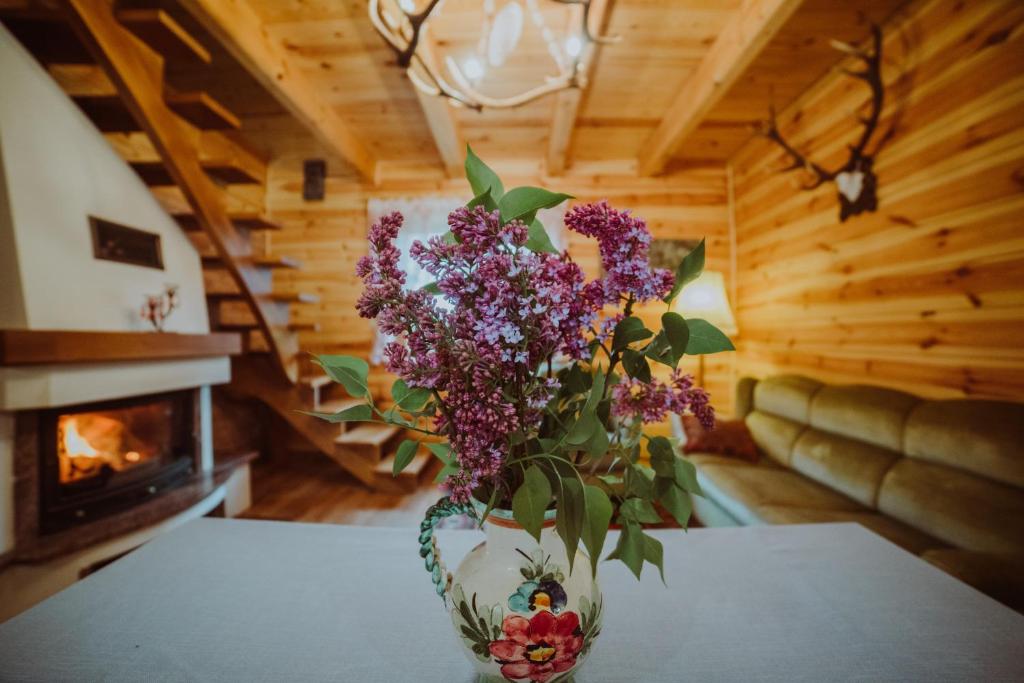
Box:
683 374 1024 611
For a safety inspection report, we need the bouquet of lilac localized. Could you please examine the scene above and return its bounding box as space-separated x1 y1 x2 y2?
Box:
311 148 733 579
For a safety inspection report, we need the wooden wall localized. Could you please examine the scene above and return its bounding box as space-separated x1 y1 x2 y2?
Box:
263 161 736 417
729 0 1024 400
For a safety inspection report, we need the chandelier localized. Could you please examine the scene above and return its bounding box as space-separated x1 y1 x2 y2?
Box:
368 0 617 110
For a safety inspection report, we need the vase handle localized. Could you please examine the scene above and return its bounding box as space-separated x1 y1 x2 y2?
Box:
419 495 474 606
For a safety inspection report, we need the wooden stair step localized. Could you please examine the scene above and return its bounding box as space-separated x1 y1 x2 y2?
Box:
130 160 173 186
287 321 320 332
114 8 211 64
106 131 266 185
202 268 241 297
253 256 302 269
73 94 139 132
188 231 217 258
264 292 319 304
336 424 399 447
215 300 288 329
317 397 364 419
164 91 241 131
175 212 282 232
335 424 402 464
245 330 269 353
374 450 433 491
3 18 93 64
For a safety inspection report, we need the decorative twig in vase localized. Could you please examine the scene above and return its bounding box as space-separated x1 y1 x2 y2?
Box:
308 147 734 682
140 284 179 332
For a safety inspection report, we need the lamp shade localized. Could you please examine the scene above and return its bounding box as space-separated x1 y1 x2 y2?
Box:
674 270 737 335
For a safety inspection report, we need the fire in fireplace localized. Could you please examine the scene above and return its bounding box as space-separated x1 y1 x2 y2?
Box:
39 391 198 533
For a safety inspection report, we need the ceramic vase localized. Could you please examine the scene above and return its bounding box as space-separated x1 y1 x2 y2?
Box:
421 497 603 683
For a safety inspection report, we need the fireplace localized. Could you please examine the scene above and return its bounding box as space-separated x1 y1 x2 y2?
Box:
37 391 198 534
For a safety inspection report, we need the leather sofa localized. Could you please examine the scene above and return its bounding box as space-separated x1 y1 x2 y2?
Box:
683 375 1024 610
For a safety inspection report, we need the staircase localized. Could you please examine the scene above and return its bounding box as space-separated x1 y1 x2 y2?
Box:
1 1 435 492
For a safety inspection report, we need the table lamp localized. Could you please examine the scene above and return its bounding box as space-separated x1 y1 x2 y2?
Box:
673 270 737 387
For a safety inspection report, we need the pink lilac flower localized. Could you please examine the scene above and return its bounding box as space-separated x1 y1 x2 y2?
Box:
611 369 715 430
564 201 674 305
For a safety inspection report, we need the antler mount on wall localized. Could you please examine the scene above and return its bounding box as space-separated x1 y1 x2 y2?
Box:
756 25 886 222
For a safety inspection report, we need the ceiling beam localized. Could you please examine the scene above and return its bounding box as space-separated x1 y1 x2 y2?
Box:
546 0 615 176
177 0 376 182
637 0 804 176
414 34 465 178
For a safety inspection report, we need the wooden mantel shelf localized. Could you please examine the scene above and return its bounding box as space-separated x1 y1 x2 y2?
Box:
0 329 242 366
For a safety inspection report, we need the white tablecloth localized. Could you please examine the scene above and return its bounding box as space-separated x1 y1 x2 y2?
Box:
1 519 1022 682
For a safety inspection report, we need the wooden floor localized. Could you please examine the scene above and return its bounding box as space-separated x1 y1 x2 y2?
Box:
242 452 444 527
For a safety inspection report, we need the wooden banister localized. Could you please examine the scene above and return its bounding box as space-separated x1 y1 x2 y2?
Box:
64 0 299 382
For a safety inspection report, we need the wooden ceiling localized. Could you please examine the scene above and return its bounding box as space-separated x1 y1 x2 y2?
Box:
3 0 912 180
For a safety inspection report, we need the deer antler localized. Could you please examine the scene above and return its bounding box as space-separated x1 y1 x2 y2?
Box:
754 105 835 189
755 23 885 185
833 24 884 163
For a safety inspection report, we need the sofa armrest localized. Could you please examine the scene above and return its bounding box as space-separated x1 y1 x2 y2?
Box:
735 377 758 419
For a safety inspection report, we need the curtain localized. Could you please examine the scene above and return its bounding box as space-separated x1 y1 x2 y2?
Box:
365 195 567 363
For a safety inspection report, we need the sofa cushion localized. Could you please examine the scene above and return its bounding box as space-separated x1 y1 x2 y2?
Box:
696 460 862 525
904 399 1024 488
921 549 1024 612
752 374 823 423
809 384 920 452
753 505 942 556
878 459 1024 554
789 428 900 507
746 410 804 466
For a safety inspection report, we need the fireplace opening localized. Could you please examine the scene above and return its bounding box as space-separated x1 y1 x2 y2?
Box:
39 391 197 533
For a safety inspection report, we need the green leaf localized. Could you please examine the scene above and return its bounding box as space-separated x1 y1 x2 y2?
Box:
392 439 419 477
582 421 609 458
661 311 690 366
420 281 442 295
606 520 644 579
467 187 497 212
566 412 600 446
644 331 674 368
612 316 653 351
684 318 735 355
425 442 454 464
647 436 676 478
465 145 504 199
622 349 652 382
620 497 662 524
581 485 612 578
624 465 654 499
584 370 606 413
314 354 370 398
655 477 692 527
555 477 584 574
672 457 703 496
434 463 459 483
497 187 572 225
298 402 372 423
524 218 559 254
391 379 430 411
642 532 666 584
663 238 705 304
512 465 552 543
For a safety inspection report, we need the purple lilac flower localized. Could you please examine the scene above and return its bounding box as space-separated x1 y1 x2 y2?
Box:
564 201 674 304
355 201 712 502
611 369 716 430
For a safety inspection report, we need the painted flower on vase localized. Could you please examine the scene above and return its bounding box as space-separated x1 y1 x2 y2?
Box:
509 579 568 615
489 611 584 683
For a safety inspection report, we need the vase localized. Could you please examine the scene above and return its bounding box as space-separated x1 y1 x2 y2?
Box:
421 497 603 683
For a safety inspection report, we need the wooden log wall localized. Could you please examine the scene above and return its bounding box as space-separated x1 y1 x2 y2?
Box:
263 162 736 418
729 0 1024 401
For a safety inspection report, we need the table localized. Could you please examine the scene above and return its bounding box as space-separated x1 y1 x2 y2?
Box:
1 519 1022 682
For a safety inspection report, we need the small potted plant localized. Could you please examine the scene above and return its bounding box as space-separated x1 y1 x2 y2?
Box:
310 148 733 682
